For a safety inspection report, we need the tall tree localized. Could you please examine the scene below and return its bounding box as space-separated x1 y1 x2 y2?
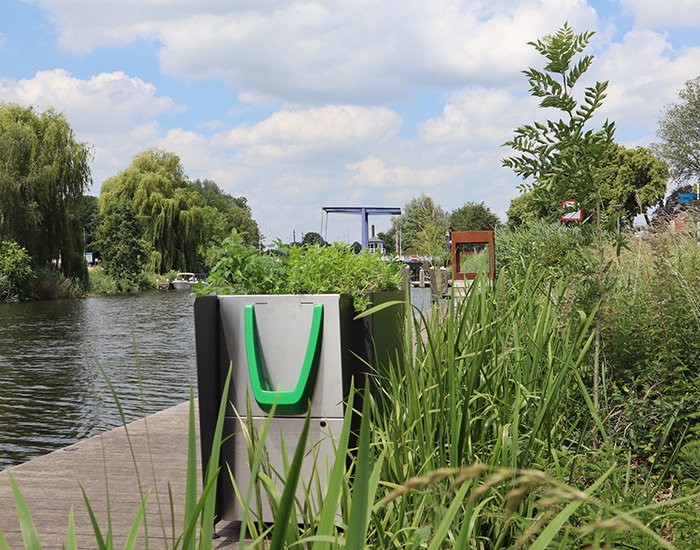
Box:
505 191 554 227
507 145 668 228
0 103 92 281
598 144 668 226
99 148 203 274
502 24 615 410
95 202 147 290
385 194 449 255
190 178 260 262
652 75 700 184
302 231 325 246
450 201 500 232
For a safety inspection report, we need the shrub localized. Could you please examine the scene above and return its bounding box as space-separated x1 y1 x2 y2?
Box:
201 231 403 310
0 240 34 302
495 220 596 275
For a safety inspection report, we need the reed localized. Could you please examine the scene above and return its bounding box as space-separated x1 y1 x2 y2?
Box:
3 257 699 548
234 264 699 548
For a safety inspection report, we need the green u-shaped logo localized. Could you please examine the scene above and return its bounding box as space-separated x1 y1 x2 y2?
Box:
244 303 324 415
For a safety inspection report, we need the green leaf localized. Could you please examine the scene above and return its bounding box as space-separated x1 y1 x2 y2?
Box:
8 472 43 550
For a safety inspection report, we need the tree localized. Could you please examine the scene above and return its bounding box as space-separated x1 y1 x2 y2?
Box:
190 179 260 246
95 202 147 290
0 103 92 282
385 194 449 255
302 231 325 246
450 202 500 232
74 195 102 257
190 179 259 270
502 24 615 410
0 241 34 302
506 145 668 228
598 145 668 226
505 191 554 227
652 75 700 184
99 148 204 274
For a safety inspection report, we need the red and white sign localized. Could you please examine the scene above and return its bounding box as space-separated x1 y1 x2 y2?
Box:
561 200 582 221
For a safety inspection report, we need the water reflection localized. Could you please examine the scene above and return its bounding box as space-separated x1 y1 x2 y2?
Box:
0 291 196 470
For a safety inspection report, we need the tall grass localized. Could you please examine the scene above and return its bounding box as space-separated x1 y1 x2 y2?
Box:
235 266 699 548
4 257 699 548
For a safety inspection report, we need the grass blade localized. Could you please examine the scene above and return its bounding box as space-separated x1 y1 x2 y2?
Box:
269 407 312 550
8 472 42 550
313 386 355 550
344 385 373 550
123 490 150 550
66 507 77 550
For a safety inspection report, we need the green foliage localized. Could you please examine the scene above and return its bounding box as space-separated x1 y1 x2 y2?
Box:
73 195 101 256
495 220 595 276
450 201 500 231
506 190 555 227
598 144 668 227
0 102 92 283
190 179 259 270
284 242 404 310
0 240 34 302
508 145 669 229
652 75 700 184
32 266 82 300
99 148 204 274
602 231 700 451
301 231 325 246
385 194 449 255
503 23 617 411
96 202 149 292
201 232 403 311
234 265 697 548
502 24 615 231
203 231 288 296
86 267 119 295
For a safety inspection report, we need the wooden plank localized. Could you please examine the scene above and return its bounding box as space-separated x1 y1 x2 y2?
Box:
0 401 243 549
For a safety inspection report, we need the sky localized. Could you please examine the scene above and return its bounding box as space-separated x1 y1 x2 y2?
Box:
2 0 700 245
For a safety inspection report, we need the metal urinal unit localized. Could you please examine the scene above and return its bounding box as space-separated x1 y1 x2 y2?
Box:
194 292 403 524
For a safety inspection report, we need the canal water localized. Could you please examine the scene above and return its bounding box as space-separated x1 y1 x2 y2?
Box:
0 287 433 471
0 291 197 470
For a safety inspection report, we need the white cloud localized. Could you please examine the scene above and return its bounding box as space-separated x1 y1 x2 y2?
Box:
0 69 184 190
27 0 599 105
620 0 700 28
215 105 403 163
0 69 183 132
592 30 700 142
420 87 539 148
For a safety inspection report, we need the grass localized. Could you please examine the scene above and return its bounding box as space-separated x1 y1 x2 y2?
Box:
3 248 700 548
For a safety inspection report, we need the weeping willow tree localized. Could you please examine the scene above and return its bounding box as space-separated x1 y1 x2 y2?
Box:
0 103 92 282
99 148 204 274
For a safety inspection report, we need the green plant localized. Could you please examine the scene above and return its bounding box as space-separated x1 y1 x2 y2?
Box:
0 240 34 302
230 266 699 548
201 232 403 311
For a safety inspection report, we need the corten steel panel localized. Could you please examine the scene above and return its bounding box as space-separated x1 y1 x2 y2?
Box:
451 231 495 280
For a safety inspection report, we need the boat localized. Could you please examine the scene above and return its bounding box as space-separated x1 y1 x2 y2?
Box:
171 273 207 290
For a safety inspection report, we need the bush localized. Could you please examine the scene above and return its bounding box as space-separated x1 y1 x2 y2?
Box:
201 231 404 310
32 267 84 300
495 219 595 276
0 241 34 302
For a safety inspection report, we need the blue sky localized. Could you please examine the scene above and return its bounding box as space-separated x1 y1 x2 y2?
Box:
2 0 700 244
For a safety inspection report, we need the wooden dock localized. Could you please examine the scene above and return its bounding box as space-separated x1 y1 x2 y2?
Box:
0 402 239 549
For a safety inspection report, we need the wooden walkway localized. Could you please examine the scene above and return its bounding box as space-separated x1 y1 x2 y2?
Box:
0 402 239 549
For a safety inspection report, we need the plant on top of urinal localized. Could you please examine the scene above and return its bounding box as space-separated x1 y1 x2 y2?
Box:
198 230 404 311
